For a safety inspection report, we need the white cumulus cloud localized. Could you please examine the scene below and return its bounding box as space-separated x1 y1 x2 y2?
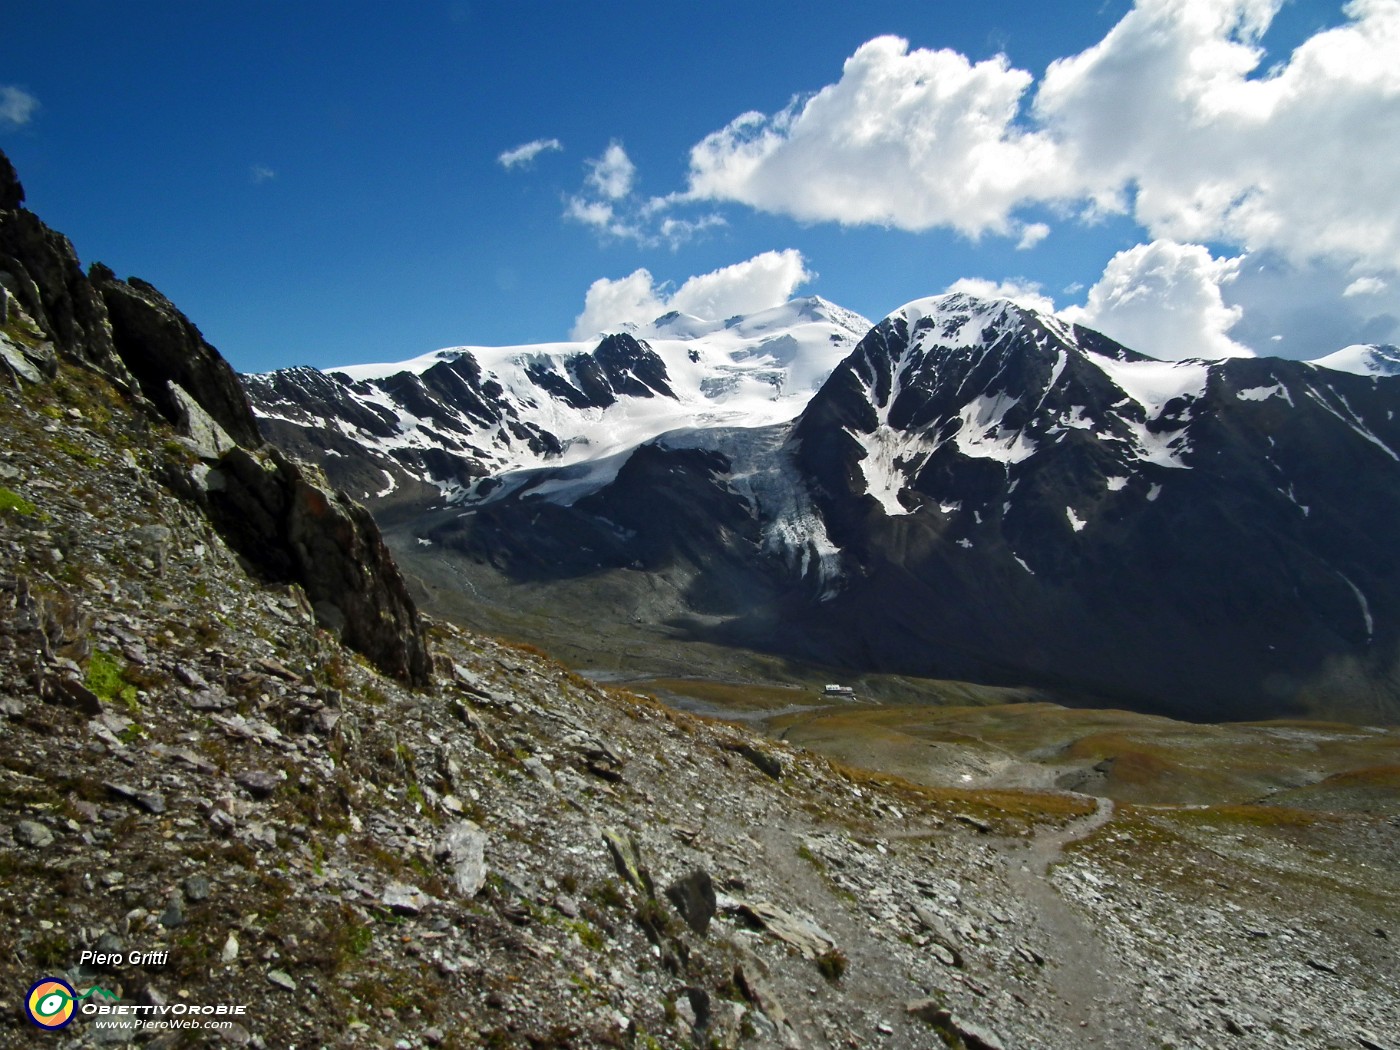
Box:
1061 240 1254 360
497 137 563 170
684 35 1068 237
0 86 39 128
1016 223 1051 251
1343 276 1388 297
571 249 813 339
668 249 813 320
1035 0 1400 273
572 269 666 340
559 4 1400 358
563 197 631 240
681 1 1400 278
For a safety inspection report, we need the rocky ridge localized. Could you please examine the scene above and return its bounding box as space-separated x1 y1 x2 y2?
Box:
0 152 429 687
241 297 871 510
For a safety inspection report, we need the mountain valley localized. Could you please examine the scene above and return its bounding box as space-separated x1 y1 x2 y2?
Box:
247 291 1400 725
2 146 1398 1050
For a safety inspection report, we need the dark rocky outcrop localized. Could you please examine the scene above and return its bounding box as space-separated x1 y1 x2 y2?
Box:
666 868 717 936
0 153 131 383
0 150 22 211
241 329 682 503
199 447 432 686
582 333 676 404
90 266 263 448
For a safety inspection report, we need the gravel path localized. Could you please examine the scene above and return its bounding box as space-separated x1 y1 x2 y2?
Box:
992 796 1151 1049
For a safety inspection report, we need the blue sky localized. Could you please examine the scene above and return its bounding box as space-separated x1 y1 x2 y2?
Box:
4 1 1397 372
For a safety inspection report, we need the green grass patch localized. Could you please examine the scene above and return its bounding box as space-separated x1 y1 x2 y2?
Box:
1307 764 1400 789
0 487 37 517
1165 802 1327 831
85 649 139 711
562 918 605 951
2 313 47 348
640 677 814 713
160 439 197 467
50 436 104 467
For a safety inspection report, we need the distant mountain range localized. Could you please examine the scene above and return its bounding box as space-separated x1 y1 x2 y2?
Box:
243 296 871 506
244 294 1400 722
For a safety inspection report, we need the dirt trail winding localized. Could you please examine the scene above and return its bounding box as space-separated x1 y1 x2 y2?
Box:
1023 794 1118 873
996 795 1148 1048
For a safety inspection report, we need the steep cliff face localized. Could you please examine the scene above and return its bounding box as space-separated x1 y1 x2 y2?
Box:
198 446 434 686
0 148 430 686
0 158 130 384
90 266 264 450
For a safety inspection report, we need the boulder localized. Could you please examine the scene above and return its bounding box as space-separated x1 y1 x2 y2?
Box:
104 781 167 815
435 821 487 897
906 1003 1009 1050
235 769 283 799
266 969 297 992
666 868 717 936
129 525 173 574
602 828 655 897
13 820 54 848
182 875 212 902
0 325 53 383
722 741 784 780
166 382 240 459
730 899 836 959
382 882 432 916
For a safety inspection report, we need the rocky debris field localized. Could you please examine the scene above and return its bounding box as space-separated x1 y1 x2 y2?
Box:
1050 804 1399 1049
0 359 1065 1049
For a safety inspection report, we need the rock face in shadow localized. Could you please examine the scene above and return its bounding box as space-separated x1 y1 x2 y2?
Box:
0 146 432 687
0 151 21 211
0 156 131 383
90 266 264 449
201 447 433 687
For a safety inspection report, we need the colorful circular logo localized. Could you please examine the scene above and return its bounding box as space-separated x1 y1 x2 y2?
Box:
25 978 77 1029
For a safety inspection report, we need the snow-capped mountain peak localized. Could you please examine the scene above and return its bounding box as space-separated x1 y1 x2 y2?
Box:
1309 343 1400 377
243 297 872 500
796 292 1223 521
